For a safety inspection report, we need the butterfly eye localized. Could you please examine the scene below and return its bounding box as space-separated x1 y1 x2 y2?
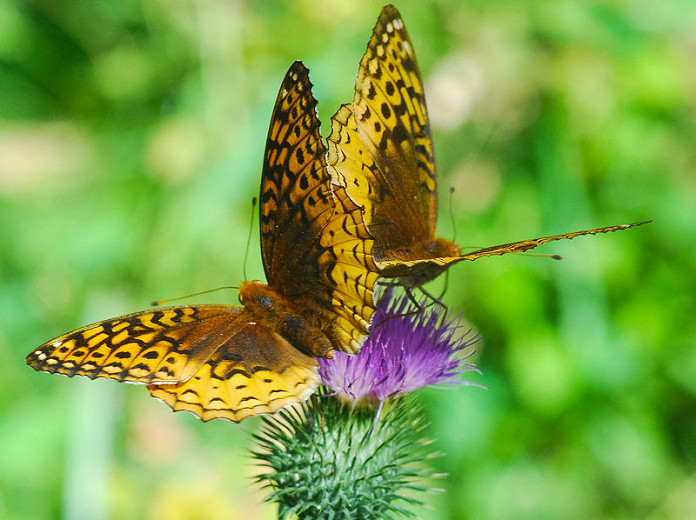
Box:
425 241 441 254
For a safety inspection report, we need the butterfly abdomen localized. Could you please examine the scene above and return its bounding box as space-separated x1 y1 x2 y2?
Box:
239 280 334 359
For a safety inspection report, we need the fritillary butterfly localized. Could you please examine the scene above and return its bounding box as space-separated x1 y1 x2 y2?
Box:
328 4 649 289
27 62 378 422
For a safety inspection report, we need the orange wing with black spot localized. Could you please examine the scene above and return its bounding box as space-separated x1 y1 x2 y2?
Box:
329 5 436 256
27 305 318 422
260 61 377 354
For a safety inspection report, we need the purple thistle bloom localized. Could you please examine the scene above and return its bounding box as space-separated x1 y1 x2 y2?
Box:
319 289 480 404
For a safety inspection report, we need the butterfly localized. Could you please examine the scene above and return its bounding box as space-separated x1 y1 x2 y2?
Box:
327 4 649 292
26 61 378 422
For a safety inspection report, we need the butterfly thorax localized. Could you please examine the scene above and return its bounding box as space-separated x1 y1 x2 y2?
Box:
376 237 461 288
238 280 334 359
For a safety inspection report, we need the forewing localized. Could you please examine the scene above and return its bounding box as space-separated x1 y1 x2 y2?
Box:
27 305 320 422
328 104 409 256
340 5 436 251
260 61 330 278
378 222 652 272
259 61 378 354
26 305 243 384
148 321 319 422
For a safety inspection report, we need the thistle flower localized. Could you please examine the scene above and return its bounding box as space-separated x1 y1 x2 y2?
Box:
318 289 480 405
253 290 480 519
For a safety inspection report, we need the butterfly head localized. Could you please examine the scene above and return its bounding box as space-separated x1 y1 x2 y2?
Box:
238 279 265 305
423 237 462 258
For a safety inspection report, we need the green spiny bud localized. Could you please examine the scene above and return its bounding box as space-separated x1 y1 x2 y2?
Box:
253 391 434 519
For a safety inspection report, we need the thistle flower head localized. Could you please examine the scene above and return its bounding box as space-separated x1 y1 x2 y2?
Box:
318 289 480 404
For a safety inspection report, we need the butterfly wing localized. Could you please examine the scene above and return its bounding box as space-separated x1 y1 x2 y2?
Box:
260 62 377 354
148 319 319 422
27 305 319 422
27 305 238 383
377 222 652 274
329 5 436 256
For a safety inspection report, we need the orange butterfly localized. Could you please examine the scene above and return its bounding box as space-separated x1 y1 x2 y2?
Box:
328 4 648 292
27 62 378 422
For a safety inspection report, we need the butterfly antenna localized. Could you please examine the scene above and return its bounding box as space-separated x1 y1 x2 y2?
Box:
448 186 458 244
243 197 257 281
523 253 563 260
151 286 238 306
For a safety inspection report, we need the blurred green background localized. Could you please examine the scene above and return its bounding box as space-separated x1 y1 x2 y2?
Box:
1 0 694 519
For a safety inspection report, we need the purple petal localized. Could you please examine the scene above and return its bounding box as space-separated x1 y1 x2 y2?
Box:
318 289 480 403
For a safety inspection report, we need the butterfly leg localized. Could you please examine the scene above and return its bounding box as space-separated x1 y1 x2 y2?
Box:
370 286 423 327
437 269 451 301
376 279 403 288
405 287 425 312
418 285 450 326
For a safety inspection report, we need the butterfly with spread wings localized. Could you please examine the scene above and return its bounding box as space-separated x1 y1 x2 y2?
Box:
328 4 648 293
27 62 378 422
